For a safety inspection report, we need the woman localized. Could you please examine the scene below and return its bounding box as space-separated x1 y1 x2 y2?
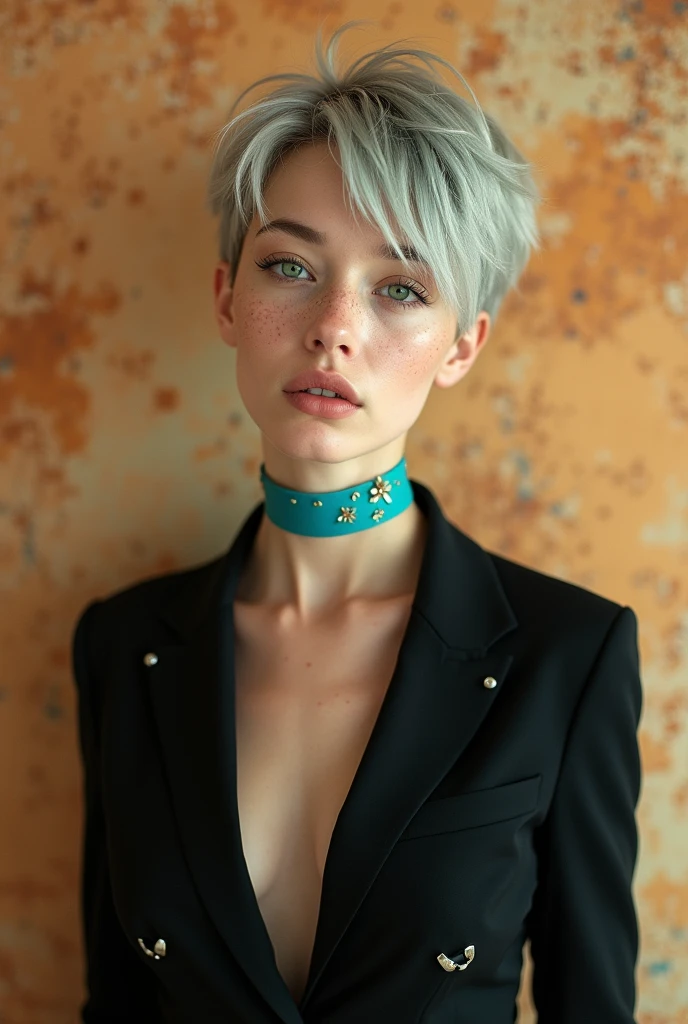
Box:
72 21 643 1024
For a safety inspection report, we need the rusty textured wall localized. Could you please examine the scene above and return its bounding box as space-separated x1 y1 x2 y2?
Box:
1 2 687 1021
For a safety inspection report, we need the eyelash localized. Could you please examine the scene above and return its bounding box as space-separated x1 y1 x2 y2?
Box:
253 255 431 308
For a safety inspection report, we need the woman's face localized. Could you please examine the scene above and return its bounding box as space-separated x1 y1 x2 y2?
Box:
213 141 489 474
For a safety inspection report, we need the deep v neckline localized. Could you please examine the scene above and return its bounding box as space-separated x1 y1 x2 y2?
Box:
230 591 417 1005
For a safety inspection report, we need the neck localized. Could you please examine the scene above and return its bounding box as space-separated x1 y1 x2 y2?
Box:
236 491 428 622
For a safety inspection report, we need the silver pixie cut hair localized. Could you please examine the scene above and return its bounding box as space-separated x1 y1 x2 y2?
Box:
206 20 544 339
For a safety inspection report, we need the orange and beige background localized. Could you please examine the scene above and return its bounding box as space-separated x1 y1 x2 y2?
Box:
1 2 687 1021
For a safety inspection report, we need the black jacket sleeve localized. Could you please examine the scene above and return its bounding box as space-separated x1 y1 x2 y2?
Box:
527 604 643 1023
72 600 163 1023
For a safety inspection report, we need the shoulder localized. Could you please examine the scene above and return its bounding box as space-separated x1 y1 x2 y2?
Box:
420 478 633 651
482 542 636 653
78 553 223 642
489 546 624 615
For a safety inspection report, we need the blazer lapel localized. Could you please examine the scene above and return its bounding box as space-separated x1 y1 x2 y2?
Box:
146 479 518 1023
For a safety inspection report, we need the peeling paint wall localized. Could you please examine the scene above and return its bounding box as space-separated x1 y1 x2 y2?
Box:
1 2 687 1021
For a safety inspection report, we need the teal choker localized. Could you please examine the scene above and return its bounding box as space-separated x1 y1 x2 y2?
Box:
259 455 413 537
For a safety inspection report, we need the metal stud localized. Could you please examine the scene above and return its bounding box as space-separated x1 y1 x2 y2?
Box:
437 945 475 972
483 676 497 689
143 652 158 667
368 475 393 504
138 937 166 959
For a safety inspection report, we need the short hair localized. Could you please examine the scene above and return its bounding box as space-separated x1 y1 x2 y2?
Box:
206 20 545 339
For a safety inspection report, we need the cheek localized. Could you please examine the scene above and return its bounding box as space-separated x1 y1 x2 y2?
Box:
374 329 447 396
235 294 286 354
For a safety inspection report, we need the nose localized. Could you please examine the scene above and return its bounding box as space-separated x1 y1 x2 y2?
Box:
304 287 366 355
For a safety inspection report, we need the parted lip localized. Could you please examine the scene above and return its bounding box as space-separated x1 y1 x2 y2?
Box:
283 370 362 406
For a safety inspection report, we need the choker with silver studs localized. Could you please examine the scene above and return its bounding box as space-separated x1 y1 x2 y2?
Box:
259 455 413 537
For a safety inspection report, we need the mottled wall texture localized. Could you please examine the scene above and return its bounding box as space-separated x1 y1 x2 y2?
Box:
0 1 687 1021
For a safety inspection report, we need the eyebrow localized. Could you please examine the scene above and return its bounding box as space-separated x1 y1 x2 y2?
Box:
254 218 431 271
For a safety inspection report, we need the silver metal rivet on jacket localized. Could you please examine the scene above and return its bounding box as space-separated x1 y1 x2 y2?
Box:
143 652 158 666
437 945 475 971
483 676 497 689
138 937 166 959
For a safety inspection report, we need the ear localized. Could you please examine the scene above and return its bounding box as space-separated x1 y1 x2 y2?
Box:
433 311 491 390
213 261 237 349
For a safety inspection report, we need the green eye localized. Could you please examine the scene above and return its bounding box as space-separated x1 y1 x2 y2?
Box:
279 261 305 278
254 256 430 307
386 283 413 302
255 257 307 279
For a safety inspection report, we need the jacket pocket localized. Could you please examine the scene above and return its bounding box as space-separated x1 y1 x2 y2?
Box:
398 774 542 840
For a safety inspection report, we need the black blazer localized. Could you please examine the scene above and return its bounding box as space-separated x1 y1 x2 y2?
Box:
72 478 643 1024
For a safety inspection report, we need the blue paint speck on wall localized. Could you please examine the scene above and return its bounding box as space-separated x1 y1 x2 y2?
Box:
647 961 672 976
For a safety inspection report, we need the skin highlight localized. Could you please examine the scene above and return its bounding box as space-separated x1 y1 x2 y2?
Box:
213 141 490 622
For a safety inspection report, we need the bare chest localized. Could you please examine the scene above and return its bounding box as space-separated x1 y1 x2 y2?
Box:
232 598 413 1004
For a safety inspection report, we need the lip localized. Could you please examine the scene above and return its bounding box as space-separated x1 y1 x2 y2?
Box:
284 391 360 420
283 370 362 406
